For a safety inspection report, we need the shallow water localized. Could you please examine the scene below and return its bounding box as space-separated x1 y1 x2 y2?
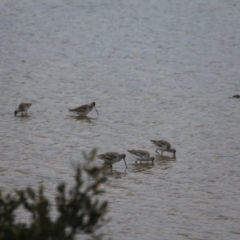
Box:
0 0 240 239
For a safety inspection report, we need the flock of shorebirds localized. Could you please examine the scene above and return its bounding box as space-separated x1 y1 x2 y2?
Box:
14 102 176 170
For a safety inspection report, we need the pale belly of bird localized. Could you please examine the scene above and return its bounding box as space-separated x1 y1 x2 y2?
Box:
135 155 149 161
75 108 91 116
157 146 167 151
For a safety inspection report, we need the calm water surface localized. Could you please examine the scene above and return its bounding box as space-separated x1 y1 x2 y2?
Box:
0 0 240 239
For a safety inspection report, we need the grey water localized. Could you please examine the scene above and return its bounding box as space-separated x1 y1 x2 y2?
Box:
0 0 240 239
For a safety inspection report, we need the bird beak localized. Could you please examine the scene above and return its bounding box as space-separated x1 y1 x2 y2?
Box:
94 106 99 115
123 158 127 168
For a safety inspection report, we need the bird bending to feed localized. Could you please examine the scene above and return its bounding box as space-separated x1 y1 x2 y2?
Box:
97 152 127 169
232 94 240 98
69 102 99 116
14 103 32 116
150 140 176 158
127 150 154 164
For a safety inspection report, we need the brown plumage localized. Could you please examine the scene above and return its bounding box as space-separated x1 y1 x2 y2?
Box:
69 102 98 116
97 152 127 169
232 94 240 98
14 103 32 116
150 140 176 158
127 149 154 164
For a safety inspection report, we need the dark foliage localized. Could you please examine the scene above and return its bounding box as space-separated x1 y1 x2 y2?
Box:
0 149 108 240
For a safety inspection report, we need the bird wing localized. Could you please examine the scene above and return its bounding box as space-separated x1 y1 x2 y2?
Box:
128 150 148 157
150 140 171 149
18 103 26 111
150 140 158 145
69 104 88 112
158 140 171 149
97 152 119 161
18 103 31 111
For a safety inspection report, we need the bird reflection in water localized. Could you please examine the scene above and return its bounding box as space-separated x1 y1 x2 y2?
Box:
101 164 127 178
132 162 154 173
70 115 97 123
154 155 176 170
